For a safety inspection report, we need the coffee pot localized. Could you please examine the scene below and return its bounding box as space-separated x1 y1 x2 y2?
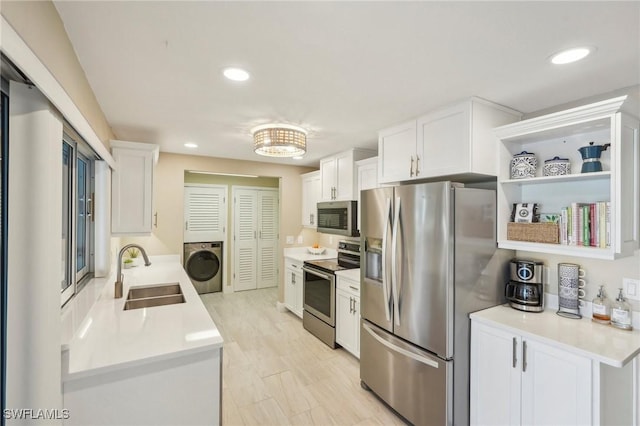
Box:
578 141 610 173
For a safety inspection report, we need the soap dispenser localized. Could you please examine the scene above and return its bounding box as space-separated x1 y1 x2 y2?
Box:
611 288 633 330
591 285 611 324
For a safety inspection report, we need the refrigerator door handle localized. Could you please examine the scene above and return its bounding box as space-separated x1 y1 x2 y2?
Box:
363 322 439 369
381 197 392 322
391 196 401 327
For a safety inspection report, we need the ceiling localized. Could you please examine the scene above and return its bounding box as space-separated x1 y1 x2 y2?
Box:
53 1 640 167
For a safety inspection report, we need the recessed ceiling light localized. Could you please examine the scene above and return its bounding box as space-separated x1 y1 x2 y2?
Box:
292 156 304 160
550 47 592 65
184 143 198 148
223 67 250 82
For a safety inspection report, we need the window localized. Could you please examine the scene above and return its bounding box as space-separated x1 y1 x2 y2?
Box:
61 131 95 306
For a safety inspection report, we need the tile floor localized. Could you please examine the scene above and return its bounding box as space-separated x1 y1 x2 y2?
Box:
200 287 407 426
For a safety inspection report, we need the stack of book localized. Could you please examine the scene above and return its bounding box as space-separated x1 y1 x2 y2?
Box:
559 202 610 247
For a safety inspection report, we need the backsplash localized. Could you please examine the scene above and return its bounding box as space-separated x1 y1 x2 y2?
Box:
516 249 640 311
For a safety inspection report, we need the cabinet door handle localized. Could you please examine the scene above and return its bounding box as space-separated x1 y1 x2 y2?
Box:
415 155 420 176
350 297 354 314
310 213 314 225
522 340 527 372
349 286 358 292
185 221 188 230
154 212 158 228
512 337 517 368
292 272 295 284
410 155 415 177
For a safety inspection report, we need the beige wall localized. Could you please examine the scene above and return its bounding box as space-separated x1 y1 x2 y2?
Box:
123 152 315 301
1 0 115 146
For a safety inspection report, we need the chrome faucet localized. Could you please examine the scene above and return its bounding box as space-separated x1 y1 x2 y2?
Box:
115 244 152 298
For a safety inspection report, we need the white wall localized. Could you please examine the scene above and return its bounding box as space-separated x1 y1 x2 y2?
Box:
7 82 63 423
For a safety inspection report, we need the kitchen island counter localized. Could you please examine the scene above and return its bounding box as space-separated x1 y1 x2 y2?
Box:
61 255 222 425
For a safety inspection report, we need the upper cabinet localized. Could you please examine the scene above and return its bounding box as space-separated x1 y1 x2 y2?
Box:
356 157 379 231
378 98 521 184
301 170 320 228
494 96 640 259
320 148 375 201
111 140 159 235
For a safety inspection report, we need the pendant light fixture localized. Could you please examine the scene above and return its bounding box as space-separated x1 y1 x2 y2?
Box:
252 124 307 157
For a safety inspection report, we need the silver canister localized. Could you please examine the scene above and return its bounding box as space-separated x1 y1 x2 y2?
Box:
510 151 537 179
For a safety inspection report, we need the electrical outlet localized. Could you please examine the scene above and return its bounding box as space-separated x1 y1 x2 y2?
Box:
623 278 640 301
286 235 294 244
297 235 303 244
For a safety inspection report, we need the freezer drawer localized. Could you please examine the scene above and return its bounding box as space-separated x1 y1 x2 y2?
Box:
360 320 453 425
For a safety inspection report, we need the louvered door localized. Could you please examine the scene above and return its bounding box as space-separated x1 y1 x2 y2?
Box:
233 189 258 291
184 185 227 243
257 190 279 288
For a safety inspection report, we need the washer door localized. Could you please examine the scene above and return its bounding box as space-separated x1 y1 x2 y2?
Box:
186 250 220 282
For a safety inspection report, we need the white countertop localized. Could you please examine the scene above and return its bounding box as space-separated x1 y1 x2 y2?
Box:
471 304 640 367
335 268 361 281
62 256 223 381
283 247 338 262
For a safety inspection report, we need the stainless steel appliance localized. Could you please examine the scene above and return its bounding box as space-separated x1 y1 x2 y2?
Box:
360 181 511 425
317 200 358 236
303 240 360 347
183 242 223 294
505 259 545 312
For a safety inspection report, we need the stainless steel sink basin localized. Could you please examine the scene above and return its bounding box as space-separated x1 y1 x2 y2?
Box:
123 283 185 311
126 283 182 300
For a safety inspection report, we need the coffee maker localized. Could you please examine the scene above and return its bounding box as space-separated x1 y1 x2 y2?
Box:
505 259 545 312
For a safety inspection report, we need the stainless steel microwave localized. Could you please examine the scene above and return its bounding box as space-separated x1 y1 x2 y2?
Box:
316 201 358 237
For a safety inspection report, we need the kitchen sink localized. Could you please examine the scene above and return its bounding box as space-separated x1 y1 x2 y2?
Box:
123 283 185 311
126 283 182 300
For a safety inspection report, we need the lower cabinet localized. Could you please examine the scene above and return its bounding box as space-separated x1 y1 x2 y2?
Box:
336 275 360 358
470 320 634 426
284 258 303 318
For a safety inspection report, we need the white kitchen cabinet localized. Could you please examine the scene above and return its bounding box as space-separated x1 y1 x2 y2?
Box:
356 157 379 231
284 257 303 318
320 149 375 201
378 98 520 184
335 274 360 358
494 96 640 259
111 140 159 235
471 321 592 426
301 170 320 228
378 120 418 183
184 184 227 243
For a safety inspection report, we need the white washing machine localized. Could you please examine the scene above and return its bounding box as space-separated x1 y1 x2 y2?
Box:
183 242 223 294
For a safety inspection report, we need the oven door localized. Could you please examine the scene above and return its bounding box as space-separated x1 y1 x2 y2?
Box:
303 266 335 326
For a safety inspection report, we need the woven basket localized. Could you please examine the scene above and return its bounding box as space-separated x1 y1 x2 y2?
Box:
507 222 559 244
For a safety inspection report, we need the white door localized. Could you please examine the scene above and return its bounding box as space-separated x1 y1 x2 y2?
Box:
320 157 337 200
232 187 279 292
417 102 470 178
257 190 278 289
184 185 226 243
334 150 354 200
233 189 258 291
301 171 320 227
470 322 522 426
520 338 592 426
378 120 417 184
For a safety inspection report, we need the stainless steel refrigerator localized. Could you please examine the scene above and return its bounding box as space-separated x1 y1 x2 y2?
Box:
360 181 511 425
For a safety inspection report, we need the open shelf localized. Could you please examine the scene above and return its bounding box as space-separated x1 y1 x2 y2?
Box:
498 240 615 260
500 171 611 186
